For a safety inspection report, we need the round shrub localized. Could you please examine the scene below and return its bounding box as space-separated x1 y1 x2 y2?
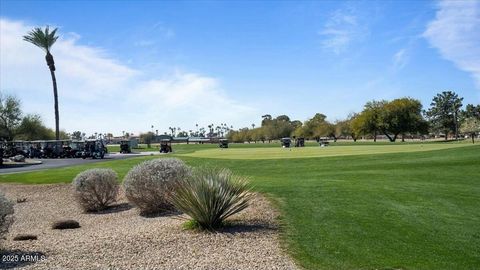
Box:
0 191 14 241
73 168 119 212
123 158 190 215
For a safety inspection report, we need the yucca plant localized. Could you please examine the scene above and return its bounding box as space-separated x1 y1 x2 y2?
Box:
171 167 253 231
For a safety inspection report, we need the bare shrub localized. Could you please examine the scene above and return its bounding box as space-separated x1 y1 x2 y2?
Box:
0 192 14 241
123 158 190 215
73 169 119 212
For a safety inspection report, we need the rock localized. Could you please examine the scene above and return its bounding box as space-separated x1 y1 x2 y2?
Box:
12 155 25 162
52 220 81 230
13 234 38 241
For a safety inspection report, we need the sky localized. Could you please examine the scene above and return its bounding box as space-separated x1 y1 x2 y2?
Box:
0 0 479 136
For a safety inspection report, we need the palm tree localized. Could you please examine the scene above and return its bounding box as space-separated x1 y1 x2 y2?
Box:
23 26 60 140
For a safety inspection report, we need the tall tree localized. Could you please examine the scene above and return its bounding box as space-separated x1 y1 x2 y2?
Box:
379 98 429 142
460 117 480 144
0 92 22 141
15 114 55 140
460 117 480 143
71 131 84 140
347 114 362 142
335 118 355 141
294 113 329 141
426 91 463 140
140 132 155 147
462 104 480 120
362 100 386 142
350 101 386 142
261 114 272 126
23 26 60 140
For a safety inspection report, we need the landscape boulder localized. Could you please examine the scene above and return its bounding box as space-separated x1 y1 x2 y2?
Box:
11 155 25 162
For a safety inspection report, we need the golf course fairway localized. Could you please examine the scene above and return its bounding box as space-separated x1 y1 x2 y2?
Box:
180 142 470 159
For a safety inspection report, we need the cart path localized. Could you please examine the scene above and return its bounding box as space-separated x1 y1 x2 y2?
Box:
0 152 160 174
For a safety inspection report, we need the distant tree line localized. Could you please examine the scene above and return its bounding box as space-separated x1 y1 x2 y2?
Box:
2 90 479 143
0 91 70 141
227 91 480 143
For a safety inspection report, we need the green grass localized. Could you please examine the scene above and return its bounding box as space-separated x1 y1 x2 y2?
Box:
179 141 470 159
1 142 479 269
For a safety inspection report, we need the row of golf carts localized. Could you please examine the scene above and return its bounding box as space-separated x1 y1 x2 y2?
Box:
280 137 330 147
0 140 107 160
118 139 229 154
118 139 173 154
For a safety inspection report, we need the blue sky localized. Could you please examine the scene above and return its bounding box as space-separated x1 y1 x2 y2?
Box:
1 0 479 135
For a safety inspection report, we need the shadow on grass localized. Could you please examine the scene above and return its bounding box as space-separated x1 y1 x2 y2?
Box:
0 250 46 269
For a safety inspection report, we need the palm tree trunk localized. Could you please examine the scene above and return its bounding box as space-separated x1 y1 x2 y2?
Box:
50 69 60 140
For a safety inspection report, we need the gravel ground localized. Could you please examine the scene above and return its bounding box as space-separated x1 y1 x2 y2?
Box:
0 184 297 270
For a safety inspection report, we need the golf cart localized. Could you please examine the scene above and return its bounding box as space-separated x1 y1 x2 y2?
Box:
56 140 85 158
4 141 29 158
120 140 132 153
69 141 85 158
319 138 330 147
219 139 229 148
295 137 305 147
42 140 65 158
159 139 172 153
81 139 106 159
28 141 44 158
281 137 292 148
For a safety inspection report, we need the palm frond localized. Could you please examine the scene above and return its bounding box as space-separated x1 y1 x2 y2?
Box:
23 26 58 52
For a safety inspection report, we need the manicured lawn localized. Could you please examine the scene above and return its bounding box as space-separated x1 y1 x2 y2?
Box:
1 142 479 269
180 141 469 159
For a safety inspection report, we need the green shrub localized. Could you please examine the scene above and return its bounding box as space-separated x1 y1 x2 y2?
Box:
123 158 190 215
171 167 253 231
0 191 14 241
72 168 119 212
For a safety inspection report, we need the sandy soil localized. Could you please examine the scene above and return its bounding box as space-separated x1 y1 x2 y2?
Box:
0 184 297 270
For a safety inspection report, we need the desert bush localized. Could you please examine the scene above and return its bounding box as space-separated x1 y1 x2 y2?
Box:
123 158 190 215
73 169 119 212
0 192 14 240
52 219 80 230
171 167 253 231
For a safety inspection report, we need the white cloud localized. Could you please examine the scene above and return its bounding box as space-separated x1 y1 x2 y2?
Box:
319 6 367 54
392 48 409 70
423 0 480 88
152 22 175 39
0 18 257 135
